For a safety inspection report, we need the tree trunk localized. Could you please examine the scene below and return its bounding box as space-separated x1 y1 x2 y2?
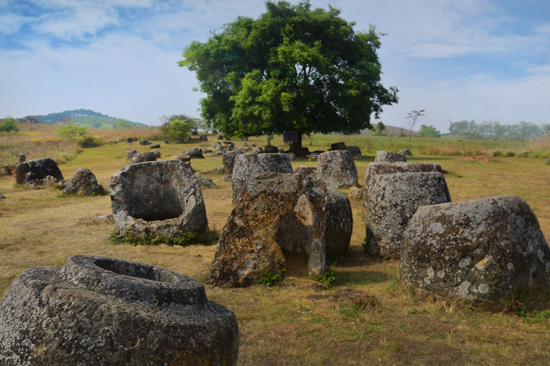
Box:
290 133 303 152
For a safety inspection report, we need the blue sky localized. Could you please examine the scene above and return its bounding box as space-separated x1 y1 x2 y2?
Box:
1 0 549 132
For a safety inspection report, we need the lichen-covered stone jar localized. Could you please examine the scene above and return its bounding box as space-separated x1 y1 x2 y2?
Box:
0 255 239 365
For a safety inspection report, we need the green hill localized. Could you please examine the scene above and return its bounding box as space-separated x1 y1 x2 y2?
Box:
23 109 147 129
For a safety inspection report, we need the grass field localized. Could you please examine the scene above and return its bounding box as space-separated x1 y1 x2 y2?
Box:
1 132 550 365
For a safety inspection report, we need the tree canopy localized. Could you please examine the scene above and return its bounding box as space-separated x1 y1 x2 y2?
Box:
180 1 398 142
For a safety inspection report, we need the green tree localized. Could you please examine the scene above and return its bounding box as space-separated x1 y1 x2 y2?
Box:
418 124 441 137
57 125 89 139
0 117 19 132
168 119 191 142
374 121 386 136
180 1 398 150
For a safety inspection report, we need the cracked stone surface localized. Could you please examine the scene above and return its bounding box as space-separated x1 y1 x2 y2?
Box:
0 255 239 365
211 172 352 287
399 196 550 311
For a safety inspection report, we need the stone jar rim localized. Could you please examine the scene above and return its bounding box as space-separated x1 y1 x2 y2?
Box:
60 255 207 307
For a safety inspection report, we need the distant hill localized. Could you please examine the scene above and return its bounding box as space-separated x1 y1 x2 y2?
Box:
360 124 418 137
22 109 147 129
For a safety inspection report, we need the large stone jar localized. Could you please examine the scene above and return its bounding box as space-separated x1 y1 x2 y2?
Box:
110 160 208 238
400 196 550 311
0 255 239 365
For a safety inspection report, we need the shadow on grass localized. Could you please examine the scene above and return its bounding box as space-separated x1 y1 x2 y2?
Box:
333 270 391 286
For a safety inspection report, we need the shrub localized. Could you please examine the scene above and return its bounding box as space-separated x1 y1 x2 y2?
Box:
0 118 19 133
492 150 503 157
57 125 89 140
78 135 100 148
504 151 516 157
517 151 529 158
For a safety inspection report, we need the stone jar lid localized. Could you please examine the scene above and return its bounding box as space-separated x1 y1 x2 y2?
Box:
61 255 208 307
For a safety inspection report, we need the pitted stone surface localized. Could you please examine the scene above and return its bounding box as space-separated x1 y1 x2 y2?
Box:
222 149 244 174
15 158 64 185
317 150 358 188
110 160 208 238
324 188 353 256
364 172 451 258
0 255 239 366
294 166 317 176
62 168 104 196
363 162 443 186
253 147 264 154
231 153 293 203
211 173 351 287
374 150 407 163
130 151 160 164
398 148 412 156
126 149 137 160
399 196 550 310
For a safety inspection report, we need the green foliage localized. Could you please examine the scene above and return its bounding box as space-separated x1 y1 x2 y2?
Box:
57 125 90 140
492 150 503 157
180 1 398 139
258 268 286 286
0 118 19 132
338 303 363 318
78 135 100 148
374 121 386 137
520 310 550 324
315 267 338 289
418 124 441 137
109 230 219 246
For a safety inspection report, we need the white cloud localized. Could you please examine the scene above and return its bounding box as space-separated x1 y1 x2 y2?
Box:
0 14 34 34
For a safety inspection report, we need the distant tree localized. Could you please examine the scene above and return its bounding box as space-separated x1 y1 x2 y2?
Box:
0 117 19 132
57 125 89 140
404 110 424 140
374 121 386 137
180 1 398 150
418 124 441 137
168 119 192 142
160 114 195 140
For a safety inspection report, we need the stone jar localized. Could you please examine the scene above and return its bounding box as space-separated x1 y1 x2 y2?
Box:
400 196 550 311
316 150 358 188
110 160 208 239
0 255 239 365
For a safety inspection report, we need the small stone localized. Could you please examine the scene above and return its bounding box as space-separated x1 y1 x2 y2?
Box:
138 139 150 146
149 143 161 148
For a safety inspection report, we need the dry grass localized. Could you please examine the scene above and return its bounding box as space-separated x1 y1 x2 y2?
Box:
1 134 550 365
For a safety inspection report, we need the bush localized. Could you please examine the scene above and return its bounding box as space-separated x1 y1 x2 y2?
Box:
168 119 192 142
505 151 516 157
517 151 529 158
0 118 19 132
492 150 503 157
58 125 89 140
78 135 100 148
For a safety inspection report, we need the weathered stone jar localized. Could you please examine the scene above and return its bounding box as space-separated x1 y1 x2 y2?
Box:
15 158 64 185
110 160 208 238
364 172 451 258
211 172 353 288
399 196 550 311
231 153 293 203
316 150 358 188
0 255 239 365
